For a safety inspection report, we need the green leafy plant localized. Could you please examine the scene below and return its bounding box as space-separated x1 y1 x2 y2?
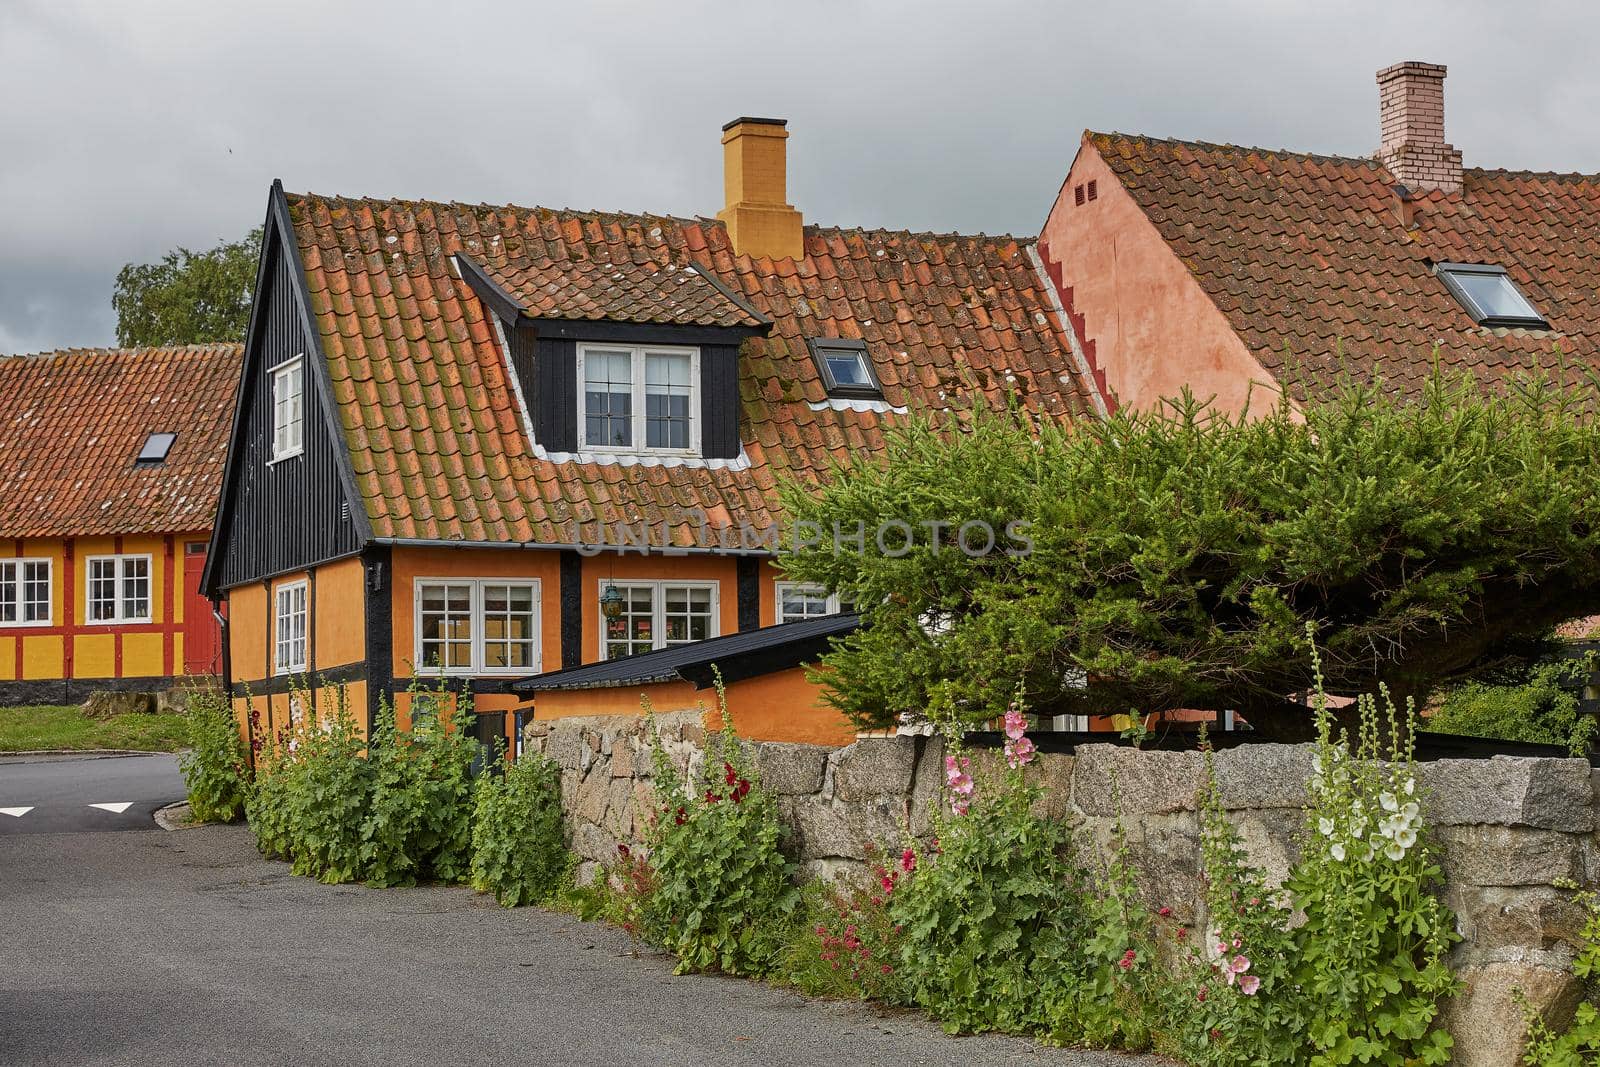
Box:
279 685 372 884
779 371 1600 739
471 746 570 906
1520 888 1600 1065
1287 645 1460 1065
783 848 910 1002
642 683 798 976
1431 652 1598 756
113 227 261 346
178 687 251 822
361 684 480 887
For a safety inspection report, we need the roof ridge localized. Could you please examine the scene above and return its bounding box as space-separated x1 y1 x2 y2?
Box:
286 189 1033 248
0 342 245 362
1465 165 1600 183
1087 129 1384 169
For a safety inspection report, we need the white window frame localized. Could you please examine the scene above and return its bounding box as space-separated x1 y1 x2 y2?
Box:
274 579 308 675
412 578 542 677
84 554 153 625
597 579 719 660
575 343 701 456
0 558 52 627
270 356 305 463
774 581 848 624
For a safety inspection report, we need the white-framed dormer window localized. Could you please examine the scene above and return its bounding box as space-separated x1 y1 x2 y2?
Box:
86 555 151 624
775 582 850 624
599 580 717 660
274 579 308 675
413 578 540 676
271 356 305 462
577 344 699 455
0 559 51 626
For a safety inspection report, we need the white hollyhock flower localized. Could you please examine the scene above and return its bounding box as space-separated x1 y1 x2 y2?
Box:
1360 844 1375 863
1330 842 1347 862
1403 778 1415 796
1402 802 1419 822
1351 820 1366 839
1318 817 1335 837
1395 827 1417 850
1384 840 1406 861
1380 792 1399 812
1311 754 1323 775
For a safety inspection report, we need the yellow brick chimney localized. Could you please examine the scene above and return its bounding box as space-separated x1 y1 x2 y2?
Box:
717 117 804 261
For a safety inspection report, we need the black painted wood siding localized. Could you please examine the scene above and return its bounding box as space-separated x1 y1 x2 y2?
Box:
511 327 740 459
214 245 360 588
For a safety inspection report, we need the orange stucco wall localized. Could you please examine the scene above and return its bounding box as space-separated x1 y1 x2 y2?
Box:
533 662 856 747
0 532 201 685
1039 140 1279 417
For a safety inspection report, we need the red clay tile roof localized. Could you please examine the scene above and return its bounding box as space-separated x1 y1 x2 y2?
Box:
0 344 242 538
1089 131 1600 397
288 194 1099 547
475 255 765 327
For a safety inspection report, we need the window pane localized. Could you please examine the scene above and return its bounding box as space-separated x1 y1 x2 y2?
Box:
644 352 692 450
662 585 713 647
585 350 633 447
825 351 871 387
121 557 150 621
779 584 833 623
22 561 49 622
603 584 654 658
1451 270 1542 321
0 562 15 623
137 432 177 464
417 581 473 672
89 560 117 621
482 583 536 671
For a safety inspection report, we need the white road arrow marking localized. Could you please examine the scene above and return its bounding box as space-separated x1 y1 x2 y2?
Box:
0 806 33 817
89 802 133 814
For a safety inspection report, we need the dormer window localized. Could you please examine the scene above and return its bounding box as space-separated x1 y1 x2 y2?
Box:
578 344 699 454
1435 263 1549 329
808 338 882 399
135 432 177 466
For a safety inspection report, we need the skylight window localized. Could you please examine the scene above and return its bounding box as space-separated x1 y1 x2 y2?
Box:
1435 263 1548 329
807 338 882 399
135 432 177 466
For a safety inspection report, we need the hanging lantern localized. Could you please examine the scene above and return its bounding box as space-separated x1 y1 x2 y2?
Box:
600 584 626 619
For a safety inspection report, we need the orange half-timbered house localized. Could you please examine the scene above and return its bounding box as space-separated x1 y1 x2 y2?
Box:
0 344 240 704
202 117 1107 751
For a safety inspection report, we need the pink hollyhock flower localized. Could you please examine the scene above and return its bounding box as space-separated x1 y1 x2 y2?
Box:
1196 986 1208 1003
1238 974 1261 996
1157 906 1172 917
901 848 916 872
1003 708 1027 740
1224 955 1251 985
1005 736 1037 769
949 795 970 816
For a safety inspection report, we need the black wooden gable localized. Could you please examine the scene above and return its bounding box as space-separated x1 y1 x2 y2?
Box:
202 183 365 596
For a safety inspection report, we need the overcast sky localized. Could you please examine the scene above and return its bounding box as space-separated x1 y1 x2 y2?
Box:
2 0 1596 354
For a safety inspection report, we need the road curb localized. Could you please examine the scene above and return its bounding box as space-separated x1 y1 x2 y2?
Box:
0 749 180 759
154 801 200 831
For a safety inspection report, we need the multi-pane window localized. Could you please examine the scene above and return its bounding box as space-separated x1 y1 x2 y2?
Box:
275 580 308 674
600 581 717 660
271 357 305 461
86 555 151 624
579 344 697 454
775 582 849 624
415 579 539 675
0 559 51 625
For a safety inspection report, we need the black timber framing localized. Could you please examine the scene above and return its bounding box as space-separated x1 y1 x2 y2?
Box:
362 545 393 736
559 551 584 668
736 556 760 631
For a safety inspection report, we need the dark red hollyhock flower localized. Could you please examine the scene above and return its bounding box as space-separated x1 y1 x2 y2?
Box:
674 806 687 825
733 778 751 802
724 761 737 786
617 843 630 858
705 790 720 804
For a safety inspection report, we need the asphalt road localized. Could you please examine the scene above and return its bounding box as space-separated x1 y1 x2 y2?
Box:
0 821 1170 1067
0 753 185 834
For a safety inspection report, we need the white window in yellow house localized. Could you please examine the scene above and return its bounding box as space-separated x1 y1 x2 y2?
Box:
86 555 151 624
774 582 851 624
274 580 308 674
0 559 51 626
414 579 539 675
600 581 717 660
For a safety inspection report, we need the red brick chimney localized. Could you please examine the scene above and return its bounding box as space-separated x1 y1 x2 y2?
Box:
1376 61 1463 194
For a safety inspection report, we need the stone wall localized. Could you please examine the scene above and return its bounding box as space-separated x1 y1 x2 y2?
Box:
524 714 1597 1066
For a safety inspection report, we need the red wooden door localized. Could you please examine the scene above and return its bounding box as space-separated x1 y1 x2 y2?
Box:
183 542 223 676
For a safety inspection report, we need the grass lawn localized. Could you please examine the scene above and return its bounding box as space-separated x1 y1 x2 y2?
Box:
0 705 189 753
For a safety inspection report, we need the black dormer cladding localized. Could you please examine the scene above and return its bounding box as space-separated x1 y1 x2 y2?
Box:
505 319 742 460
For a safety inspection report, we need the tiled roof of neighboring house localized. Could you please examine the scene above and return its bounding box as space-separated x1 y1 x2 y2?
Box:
474 254 766 327
0 344 242 538
516 612 860 691
1088 131 1600 397
288 193 1101 548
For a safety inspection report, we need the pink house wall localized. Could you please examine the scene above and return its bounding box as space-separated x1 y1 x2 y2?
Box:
1038 137 1279 417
